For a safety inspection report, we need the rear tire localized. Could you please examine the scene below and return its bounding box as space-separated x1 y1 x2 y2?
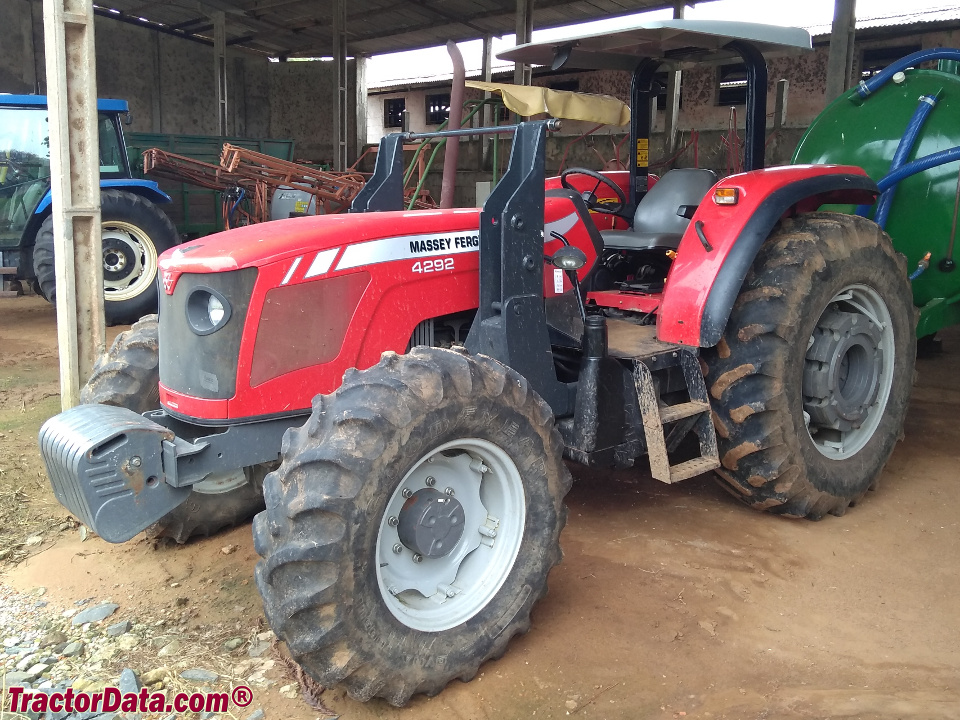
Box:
33 190 179 326
81 315 267 542
702 213 915 518
253 347 572 706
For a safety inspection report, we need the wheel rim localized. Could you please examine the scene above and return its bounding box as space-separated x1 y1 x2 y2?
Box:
191 468 248 495
375 438 526 632
101 220 158 302
802 284 895 459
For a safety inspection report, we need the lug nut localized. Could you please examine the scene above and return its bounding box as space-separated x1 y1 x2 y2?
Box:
412 553 423 564
425 476 436 487
402 488 413 498
444 487 455 497
393 543 403 554
388 516 399 527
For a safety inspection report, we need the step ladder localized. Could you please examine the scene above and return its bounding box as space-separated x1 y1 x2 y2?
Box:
633 350 720 483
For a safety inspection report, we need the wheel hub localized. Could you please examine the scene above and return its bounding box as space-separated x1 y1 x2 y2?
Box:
102 239 138 280
397 488 465 558
803 307 882 431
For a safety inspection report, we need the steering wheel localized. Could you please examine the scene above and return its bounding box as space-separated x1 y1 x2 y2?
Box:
560 167 626 215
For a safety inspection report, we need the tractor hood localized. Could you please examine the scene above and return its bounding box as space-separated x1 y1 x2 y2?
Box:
159 208 483 274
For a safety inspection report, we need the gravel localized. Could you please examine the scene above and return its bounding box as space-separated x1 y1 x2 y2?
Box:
0 584 278 720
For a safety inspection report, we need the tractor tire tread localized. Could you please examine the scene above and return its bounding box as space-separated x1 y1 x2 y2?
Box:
702 212 914 519
253 347 571 706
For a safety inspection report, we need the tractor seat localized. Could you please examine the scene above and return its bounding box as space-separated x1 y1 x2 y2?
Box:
601 168 717 251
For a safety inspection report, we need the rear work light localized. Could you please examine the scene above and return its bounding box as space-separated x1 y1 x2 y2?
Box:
713 187 739 205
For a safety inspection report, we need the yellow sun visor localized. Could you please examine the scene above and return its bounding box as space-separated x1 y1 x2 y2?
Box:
465 81 630 126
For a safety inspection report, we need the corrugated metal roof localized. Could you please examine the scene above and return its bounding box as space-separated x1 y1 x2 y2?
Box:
89 0 719 59
808 6 960 36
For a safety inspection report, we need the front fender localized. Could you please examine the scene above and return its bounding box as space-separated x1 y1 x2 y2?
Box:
33 180 172 215
657 166 878 347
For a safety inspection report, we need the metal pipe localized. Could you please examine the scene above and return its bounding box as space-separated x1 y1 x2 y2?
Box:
440 41 466 209
858 49 960 99
402 119 560 141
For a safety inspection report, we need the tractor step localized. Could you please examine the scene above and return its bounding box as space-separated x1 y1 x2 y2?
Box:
658 400 710 424
633 350 720 484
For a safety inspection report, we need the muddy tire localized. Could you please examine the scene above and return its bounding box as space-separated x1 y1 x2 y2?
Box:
81 315 266 542
33 189 179 326
253 347 572 706
702 213 915 519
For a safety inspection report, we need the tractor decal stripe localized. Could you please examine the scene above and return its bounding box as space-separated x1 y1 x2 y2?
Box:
336 231 481 271
304 248 340 279
544 212 579 238
280 256 302 285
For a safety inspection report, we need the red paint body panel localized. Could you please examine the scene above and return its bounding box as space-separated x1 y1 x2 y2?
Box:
158 194 599 420
587 290 660 314
656 165 873 346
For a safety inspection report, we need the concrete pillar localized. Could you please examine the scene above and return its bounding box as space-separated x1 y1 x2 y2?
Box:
825 0 856 101
513 0 533 87
663 1 685 153
332 0 348 170
151 31 163 132
42 0 104 409
213 11 228 135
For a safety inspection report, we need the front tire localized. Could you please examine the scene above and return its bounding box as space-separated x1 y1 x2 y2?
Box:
253 347 572 706
702 213 915 518
80 315 267 542
33 189 179 326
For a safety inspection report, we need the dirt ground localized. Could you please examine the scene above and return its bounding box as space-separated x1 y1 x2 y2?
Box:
1 294 959 720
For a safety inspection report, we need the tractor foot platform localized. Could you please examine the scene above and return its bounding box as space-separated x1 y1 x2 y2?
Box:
604 320 720 483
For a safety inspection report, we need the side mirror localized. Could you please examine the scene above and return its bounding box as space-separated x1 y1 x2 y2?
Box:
550 245 587 271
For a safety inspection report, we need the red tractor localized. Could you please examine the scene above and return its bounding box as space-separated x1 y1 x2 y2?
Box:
39 20 914 706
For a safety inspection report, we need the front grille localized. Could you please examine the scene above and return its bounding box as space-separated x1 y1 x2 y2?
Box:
159 268 257 400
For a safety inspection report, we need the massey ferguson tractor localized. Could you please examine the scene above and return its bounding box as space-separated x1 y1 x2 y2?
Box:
39 20 915 706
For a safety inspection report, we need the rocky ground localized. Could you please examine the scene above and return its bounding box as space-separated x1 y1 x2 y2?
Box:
0 574 332 720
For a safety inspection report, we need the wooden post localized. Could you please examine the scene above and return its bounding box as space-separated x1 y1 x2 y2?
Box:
355 53 368 160
213 11 228 136
481 33 494 169
332 0 348 170
42 0 104 410
774 79 789 129
825 0 856 101
513 0 533 87
663 1 686 154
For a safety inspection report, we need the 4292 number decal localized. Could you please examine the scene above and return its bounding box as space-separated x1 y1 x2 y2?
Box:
412 258 454 273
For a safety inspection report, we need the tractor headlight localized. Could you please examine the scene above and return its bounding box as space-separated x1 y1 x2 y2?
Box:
207 294 225 326
186 286 232 335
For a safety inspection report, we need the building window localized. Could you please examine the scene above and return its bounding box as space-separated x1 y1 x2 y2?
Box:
861 44 922 78
384 98 405 128
425 93 450 125
716 63 748 106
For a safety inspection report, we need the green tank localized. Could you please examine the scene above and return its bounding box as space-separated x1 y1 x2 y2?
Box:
793 65 960 338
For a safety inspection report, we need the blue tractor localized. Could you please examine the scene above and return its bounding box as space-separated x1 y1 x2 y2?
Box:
0 95 178 324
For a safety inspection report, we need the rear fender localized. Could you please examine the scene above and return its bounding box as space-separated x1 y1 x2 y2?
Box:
32 180 172 215
657 166 878 347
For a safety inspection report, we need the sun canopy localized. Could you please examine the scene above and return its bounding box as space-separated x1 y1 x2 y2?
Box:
466 81 630 125
498 19 812 71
